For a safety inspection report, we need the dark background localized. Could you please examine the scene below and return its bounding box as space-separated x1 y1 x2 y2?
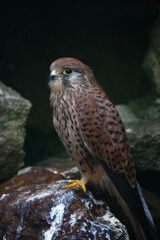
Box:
0 1 160 165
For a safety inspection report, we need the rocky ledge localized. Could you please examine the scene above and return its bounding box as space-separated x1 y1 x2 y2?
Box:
0 166 129 240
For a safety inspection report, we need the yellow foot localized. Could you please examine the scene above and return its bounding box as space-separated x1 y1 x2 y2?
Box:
63 178 86 191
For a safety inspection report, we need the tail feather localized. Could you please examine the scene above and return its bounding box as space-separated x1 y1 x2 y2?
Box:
135 181 159 240
117 180 159 240
122 202 147 240
101 162 159 239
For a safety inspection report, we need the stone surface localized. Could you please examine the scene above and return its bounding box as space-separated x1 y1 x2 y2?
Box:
0 167 129 240
121 16 160 176
0 81 31 181
117 104 160 172
126 120 160 172
143 16 160 95
129 95 160 121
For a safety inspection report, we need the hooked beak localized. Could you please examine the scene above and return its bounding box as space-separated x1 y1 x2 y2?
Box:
49 69 60 81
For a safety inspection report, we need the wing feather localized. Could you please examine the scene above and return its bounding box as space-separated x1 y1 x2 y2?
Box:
75 87 136 187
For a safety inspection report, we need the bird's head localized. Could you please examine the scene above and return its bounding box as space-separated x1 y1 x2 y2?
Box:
49 57 96 91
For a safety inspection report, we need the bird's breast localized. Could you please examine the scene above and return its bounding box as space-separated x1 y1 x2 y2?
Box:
52 93 83 157
51 92 102 180
50 91 117 191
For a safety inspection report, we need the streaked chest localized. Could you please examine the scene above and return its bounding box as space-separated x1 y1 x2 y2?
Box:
52 92 83 158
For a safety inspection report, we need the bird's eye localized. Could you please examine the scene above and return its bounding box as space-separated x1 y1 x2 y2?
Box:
63 68 73 75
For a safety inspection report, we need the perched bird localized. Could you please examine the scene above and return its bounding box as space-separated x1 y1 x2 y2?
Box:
49 57 159 240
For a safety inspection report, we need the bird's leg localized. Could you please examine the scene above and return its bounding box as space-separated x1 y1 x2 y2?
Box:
62 177 87 191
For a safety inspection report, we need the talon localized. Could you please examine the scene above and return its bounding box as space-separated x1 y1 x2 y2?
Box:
63 178 86 191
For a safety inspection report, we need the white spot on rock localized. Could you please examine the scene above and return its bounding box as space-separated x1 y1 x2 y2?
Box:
3 234 6 240
26 189 54 202
69 212 78 226
17 167 32 175
60 167 78 178
47 168 58 174
44 203 65 240
69 211 82 227
126 128 133 133
0 194 10 201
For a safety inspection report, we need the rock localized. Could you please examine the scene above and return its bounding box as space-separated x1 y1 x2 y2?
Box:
128 95 160 121
116 104 139 123
0 81 31 181
143 16 160 95
126 120 160 172
144 47 160 95
116 104 160 173
0 166 129 240
116 18 160 174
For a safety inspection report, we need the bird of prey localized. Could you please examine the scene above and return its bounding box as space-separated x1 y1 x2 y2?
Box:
49 57 159 240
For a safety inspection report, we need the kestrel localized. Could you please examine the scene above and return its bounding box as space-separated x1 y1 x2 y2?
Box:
49 57 159 240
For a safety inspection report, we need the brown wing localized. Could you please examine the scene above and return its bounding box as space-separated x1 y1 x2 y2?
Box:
75 86 136 187
75 87 160 240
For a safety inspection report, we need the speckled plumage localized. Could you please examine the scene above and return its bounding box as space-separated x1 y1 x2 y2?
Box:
49 57 159 240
